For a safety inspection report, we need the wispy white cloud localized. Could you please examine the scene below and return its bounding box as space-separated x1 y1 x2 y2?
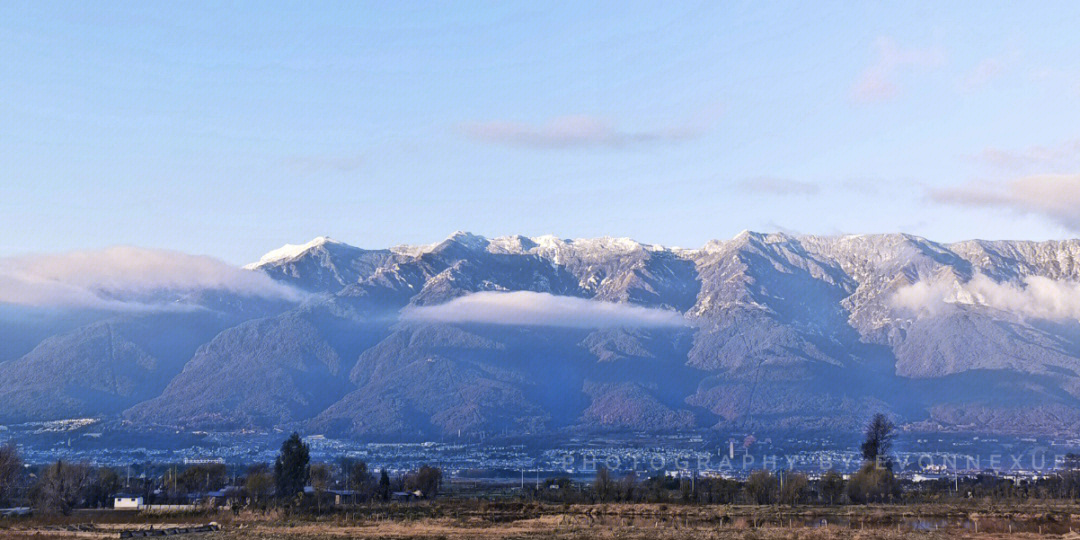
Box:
1025 66 1080 93
401 291 687 328
839 178 882 195
893 273 1080 321
738 177 820 195
957 51 1018 92
0 247 305 311
973 140 1080 172
283 155 364 174
929 173 1080 231
851 37 946 103
762 221 802 236
462 108 720 148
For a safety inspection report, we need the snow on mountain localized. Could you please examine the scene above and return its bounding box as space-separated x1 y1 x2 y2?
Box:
7 230 1080 437
245 236 394 294
244 236 341 269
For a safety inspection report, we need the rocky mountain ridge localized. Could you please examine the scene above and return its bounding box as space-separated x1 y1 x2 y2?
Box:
3 231 1080 438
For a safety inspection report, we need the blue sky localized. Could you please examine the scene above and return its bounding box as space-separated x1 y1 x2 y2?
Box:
3 1 1080 264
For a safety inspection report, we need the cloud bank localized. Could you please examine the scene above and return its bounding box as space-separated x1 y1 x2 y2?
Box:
892 273 1080 321
929 173 1080 231
401 291 688 329
0 246 305 311
463 111 718 148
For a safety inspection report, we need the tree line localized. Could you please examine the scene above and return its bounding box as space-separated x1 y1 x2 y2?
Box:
0 433 442 515
531 414 1080 505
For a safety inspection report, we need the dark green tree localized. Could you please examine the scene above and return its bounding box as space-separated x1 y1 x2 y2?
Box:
273 433 310 500
861 413 896 468
379 469 390 501
849 413 899 503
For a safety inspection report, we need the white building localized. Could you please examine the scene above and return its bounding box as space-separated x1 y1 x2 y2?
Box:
113 495 143 510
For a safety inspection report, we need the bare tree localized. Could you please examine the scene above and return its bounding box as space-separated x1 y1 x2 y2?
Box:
32 461 92 515
308 463 332 513
86 467 121 508
745 470 777 505
820 470 845 505
178 463 227 493
593 466 613 502
847 462 896 503
404 465 442 499
0 445 23 505
779 472 809 506
350 460 372 496
339 458 372 498
245 464 274 509
619 471 637 502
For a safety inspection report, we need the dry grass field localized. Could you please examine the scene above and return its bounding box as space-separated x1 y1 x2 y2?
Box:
5 502 1080 540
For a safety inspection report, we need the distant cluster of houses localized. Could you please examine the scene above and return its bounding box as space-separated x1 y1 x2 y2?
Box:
110 486 427 511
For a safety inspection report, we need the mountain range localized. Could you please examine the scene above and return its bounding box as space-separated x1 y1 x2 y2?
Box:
4 231 1080 439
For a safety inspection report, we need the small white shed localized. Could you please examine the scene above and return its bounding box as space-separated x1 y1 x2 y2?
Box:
113 495 143 510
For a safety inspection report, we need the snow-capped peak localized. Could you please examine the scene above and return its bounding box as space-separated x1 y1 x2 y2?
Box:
487 235 539 254
244 236 339 269
562 236 646 254
528 234 564 251
392 231 490 257
442 230 487 250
